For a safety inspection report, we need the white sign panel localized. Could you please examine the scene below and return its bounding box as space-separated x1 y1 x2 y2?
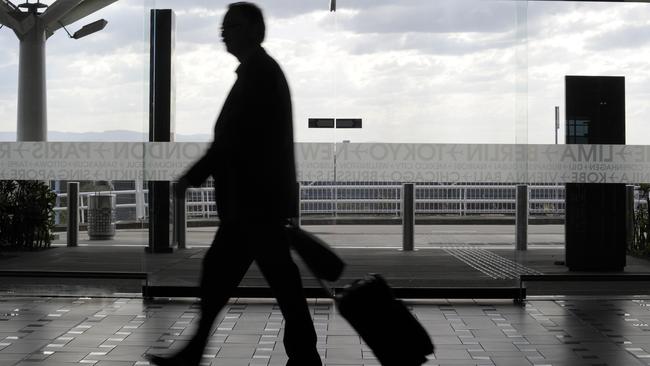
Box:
1 142 650 183
294 143 334 181
0 142 335 182
335 143 650 183
0 142 209 181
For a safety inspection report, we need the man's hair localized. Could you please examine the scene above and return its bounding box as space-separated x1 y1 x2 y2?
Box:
228 2 265 44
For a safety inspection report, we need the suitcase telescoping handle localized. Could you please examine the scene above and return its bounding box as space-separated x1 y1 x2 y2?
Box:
287 223 346 282
316 277 336 299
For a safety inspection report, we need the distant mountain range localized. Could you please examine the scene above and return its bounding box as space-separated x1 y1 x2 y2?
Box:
0 130 211 142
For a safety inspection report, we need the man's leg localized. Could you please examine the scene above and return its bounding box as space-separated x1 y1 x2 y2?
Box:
149 225 253 366
252 224 322 366
190 225 253 357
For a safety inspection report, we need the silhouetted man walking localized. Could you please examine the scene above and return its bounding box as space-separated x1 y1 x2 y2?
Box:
147 3 321 366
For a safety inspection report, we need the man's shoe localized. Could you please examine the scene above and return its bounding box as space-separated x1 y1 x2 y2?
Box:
145 354 193 366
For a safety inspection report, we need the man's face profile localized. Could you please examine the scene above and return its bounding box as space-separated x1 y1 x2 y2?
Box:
221 9 251 57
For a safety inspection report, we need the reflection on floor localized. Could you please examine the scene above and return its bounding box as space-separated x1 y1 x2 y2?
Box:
443 248 543 279
5 245 650 295
2 296 650 365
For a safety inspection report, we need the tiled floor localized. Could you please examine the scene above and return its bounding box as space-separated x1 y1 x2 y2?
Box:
2 296 650 366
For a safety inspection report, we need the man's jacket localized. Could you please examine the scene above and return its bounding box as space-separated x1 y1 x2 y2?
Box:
184 46 298 223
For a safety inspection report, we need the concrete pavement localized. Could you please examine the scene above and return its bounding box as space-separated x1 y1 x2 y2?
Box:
4 224 650 298
51 224 566 249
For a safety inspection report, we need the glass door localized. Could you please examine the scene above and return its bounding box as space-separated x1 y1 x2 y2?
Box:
0 0 150 296
513 0 650 297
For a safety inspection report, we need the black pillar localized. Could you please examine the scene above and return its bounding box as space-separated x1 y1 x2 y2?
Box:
565 75 626 271
147 9 175 254
67 182 79 248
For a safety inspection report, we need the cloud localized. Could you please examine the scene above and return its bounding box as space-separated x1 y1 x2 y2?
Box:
0 24 19 99
333 1 518 35
2 0 650 146
46 1 144 56
140 0 324 20
586 24 650 51
347 31 516 56
43 1 318 52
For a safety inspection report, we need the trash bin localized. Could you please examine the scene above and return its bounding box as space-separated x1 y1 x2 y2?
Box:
87 194 116 240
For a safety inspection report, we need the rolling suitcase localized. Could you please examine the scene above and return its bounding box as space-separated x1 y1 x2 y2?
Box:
288 225 434 365
323 274 435 366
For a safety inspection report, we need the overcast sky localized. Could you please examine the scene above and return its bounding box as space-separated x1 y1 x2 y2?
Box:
0 0 649 144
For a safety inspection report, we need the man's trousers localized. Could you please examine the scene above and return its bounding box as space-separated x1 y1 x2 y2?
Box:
189 222 321 365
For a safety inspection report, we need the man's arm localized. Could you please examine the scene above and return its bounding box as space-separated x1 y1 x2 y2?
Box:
175 141 219 197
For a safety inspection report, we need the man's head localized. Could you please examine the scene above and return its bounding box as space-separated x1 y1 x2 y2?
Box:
222 2 265 59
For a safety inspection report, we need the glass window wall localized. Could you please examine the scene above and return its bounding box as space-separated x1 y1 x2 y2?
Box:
1 0 649 296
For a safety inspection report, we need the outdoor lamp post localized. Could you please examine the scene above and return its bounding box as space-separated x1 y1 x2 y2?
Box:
0 0 117 142
308 118 362 215
555 106 560 145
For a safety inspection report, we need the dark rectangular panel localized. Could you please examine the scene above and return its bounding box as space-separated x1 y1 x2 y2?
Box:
565 75 626 271
565 76 625 145
309 118 335 128
336 118 362 129
143 286 522 300
565 183 626 270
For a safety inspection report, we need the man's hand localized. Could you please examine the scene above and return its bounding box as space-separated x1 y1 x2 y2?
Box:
174 176 190 199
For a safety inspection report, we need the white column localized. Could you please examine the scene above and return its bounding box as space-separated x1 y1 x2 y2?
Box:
17 16 47 142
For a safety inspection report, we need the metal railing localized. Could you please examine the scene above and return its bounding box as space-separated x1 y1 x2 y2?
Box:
300 184 566 216
53 188 219 224
53 183 570 225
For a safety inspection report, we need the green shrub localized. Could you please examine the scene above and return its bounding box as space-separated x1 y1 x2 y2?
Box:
0 180 17 247
631 184 650 257
0 180 56 250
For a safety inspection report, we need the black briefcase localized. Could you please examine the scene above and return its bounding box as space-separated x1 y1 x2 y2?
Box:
332 274 435 366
